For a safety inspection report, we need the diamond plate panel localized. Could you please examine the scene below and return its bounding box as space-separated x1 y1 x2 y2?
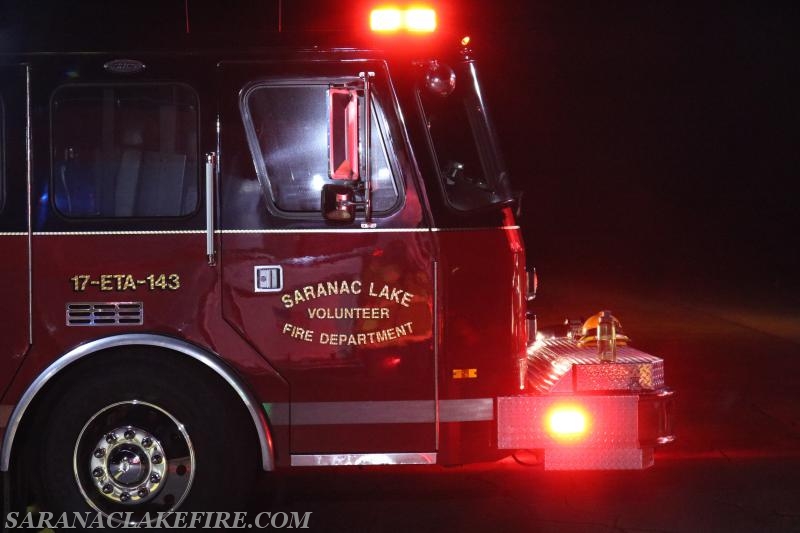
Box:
497 395 639 449
575 359 664 392
526 337 664 393
545 447 654 470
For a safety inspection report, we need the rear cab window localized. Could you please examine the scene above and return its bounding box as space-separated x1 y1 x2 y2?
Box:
51 83 199 218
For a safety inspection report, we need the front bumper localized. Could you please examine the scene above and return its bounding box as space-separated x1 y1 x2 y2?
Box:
497 337 675 470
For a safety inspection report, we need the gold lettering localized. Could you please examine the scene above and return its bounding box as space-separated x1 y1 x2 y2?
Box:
400 292 413 307
100 274 114 291
122 274 137 291
303 285 315 300
315 282 328 298
281 295 294 308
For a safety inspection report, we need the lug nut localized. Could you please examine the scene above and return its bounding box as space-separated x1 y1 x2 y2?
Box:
92 467 104 478
124 429 136 440
141 437 153 448
93 448 106 458
137 487 149 498
105 432 118 443
149 472 161 483
152 454 163 465
119 491 130 502
102 484 113 494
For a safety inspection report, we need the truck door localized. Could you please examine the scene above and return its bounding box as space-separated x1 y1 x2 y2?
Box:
0 65 31 398
218 62 436 458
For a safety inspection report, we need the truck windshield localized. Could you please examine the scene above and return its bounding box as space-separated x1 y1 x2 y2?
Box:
417 61 513 212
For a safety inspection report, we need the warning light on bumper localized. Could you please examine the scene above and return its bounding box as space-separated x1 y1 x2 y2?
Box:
546 405 589 441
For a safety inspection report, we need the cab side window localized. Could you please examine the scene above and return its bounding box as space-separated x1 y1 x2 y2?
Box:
51 84 199 218
242 83 398 215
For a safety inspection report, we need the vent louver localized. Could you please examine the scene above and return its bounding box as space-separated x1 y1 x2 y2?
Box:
66 302 144 326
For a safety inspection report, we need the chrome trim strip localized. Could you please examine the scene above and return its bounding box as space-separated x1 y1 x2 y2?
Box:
0 233 27 236
31 230 208 236
263 398 494 426
219 228 429 234
1 334 274 471
431 225 520 232
290 452 436 466
21 227 519 237
26 64 32 345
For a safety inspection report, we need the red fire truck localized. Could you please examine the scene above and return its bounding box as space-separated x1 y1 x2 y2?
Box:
0 2 673 518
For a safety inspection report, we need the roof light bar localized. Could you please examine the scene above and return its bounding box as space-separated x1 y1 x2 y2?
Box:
370 6 437 33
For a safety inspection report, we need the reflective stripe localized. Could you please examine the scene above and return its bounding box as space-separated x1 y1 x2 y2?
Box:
263 398 494 426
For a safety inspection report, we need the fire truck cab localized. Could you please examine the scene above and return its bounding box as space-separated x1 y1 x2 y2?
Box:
0 2 673 518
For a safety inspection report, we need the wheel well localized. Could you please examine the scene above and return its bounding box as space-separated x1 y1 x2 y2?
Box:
8 340 273 479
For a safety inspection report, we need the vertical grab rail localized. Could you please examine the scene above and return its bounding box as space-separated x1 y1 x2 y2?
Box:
205 152 216 266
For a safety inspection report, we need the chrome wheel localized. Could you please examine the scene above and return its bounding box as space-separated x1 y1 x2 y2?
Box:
73 400 194 520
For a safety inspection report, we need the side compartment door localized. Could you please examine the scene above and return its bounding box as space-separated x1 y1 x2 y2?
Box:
0 65 31 398
218 62 437 457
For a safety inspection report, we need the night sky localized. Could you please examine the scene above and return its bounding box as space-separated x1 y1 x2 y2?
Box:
464 1 799 300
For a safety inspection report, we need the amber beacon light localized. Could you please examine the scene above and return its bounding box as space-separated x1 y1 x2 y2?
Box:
370 6 437 33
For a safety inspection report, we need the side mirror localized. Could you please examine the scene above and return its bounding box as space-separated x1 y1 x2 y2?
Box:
328 88 360 180
322 184 356 222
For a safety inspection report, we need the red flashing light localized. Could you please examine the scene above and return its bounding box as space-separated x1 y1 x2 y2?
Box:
370 6 437 33
546 405 589 441
371 8 403 32
405 7 437 32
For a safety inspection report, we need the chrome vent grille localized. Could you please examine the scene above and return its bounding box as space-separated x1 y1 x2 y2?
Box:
66 302 143 326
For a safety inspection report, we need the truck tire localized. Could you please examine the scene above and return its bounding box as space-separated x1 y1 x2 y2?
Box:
28 349 257 522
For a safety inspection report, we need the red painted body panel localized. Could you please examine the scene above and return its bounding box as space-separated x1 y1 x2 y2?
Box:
221 232 436 453
1 234 292 460
0 236 29 396
435 222 527 463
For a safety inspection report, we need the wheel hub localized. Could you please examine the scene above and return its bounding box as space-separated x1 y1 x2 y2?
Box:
89 425 167 505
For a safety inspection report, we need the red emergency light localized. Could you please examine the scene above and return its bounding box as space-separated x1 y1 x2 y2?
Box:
546 405 590 442
370 6 437 33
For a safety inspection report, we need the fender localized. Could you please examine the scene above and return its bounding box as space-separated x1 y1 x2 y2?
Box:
1 333 275 471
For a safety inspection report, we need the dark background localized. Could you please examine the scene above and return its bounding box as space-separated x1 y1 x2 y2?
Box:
462 1 799 303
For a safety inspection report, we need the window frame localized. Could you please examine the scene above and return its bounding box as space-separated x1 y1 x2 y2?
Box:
239 77 405 221
48 81 202 221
